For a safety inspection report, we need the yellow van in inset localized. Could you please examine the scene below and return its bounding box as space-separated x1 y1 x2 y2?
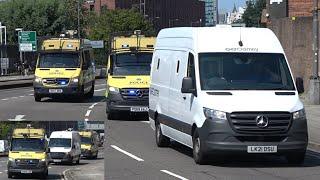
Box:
79 130 99 159
34 32 95 102
106 31 156 119
7 125 49 179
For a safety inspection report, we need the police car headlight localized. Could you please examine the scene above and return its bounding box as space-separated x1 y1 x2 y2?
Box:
34 76 42 83
203 108 227 121
293 109 306 120
72 77 79 83
109 86 119 93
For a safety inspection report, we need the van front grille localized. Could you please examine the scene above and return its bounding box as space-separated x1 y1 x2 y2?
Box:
43 78 70 86
228 112 292 134
50 152 66 159
15 159 39 166
120 88 149 100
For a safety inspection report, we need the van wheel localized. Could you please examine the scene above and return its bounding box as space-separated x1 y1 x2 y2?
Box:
34 93 41 102
40 169 48 179
107 111 118 120
94 151 98 159
76 156 80 164
286 151 306 165
87 83 95 98
155 122 170 147
7 172 13 178
193 130 207 165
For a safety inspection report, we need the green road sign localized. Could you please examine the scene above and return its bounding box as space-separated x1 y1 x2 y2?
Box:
18 31 37 52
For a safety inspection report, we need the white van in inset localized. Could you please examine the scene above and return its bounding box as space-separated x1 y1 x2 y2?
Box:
48 130 81 165
149 27 308 164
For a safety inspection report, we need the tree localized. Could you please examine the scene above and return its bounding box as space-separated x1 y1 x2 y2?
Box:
88 9 155 65
242 0 266 27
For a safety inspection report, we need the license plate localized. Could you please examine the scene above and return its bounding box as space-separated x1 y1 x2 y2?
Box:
53 159 61 163
49 89 63 93
130 107 149 112
21 170 32 174
247 146 277 153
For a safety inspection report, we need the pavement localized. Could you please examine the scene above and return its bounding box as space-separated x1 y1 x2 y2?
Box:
0 79 107 121
0 149 104 180
105 119 320 180
0 75 34 82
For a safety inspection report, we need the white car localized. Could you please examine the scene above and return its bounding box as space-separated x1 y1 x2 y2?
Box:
48 130 81 165
149 27 308 165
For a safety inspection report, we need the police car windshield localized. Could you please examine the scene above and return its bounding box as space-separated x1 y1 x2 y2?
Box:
38 53 80 68
11 138 45 152
111 52 152 76
49 138 71 148
81 137 91 144
199 53 295 91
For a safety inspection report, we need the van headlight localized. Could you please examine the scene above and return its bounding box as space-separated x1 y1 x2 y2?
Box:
203 108 227 121
293 109 306 120
41 159 46 162
72 77 79 83
8 157 15 162
34 76 42 83
109 86 119 93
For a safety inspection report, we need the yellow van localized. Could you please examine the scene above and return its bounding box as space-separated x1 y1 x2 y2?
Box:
106 31 156 119
79 130 99 159
7 125 49 179
34 35 95 102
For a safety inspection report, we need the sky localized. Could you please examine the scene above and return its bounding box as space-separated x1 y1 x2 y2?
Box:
219 0 247 13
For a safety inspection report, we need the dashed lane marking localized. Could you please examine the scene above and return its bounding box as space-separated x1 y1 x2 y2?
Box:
141 121 150 124
29 94 33 96
1 98 8 100
111 145 144 162
94 88 106 92
89 103 98 109
85 110 92 117
19 96 25 98
160 170 189 180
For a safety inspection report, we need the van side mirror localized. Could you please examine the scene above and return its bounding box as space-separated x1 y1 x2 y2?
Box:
181 77 196 94
296 77 304 94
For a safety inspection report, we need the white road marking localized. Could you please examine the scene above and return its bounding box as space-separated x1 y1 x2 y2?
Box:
8 115 26 121
95 84 106 86
141 121 150 124
111 145 144 162
1 98 9 100
11 97 18 99
29 90 34 92
85 118 89 121
94 88 105 92
29 94 33 96
89 103 98 109
160 170 189 180
85 110 92 117
19 96 25 98
5 170 7 172
0 172 2 174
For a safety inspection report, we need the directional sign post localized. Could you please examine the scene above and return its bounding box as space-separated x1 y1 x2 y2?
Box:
18 31 37 52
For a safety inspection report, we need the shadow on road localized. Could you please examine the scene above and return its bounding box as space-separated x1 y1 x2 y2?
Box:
169 141 320 168
40 95 105 104
107 112 148 121
11 173 61 180
49 162 89 166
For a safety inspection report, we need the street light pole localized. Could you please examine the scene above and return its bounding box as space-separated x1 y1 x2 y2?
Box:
78 0 80 39
309 0 320 104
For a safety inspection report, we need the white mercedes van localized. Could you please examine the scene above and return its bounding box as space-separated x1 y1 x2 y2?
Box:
48 130 81 165
149 27 308 164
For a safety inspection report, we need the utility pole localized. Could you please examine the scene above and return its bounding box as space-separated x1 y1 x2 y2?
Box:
78 0 81 39
310 0 320 104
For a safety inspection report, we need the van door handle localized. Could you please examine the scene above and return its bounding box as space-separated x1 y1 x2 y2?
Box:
183 96 186 100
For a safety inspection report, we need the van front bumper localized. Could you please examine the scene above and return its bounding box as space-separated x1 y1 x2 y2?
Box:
198 117 308 155
7 161 47 174
81 149 93 157
106 92 149 113
34 82 81 96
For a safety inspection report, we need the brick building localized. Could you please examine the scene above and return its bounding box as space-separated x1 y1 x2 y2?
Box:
84 0 205 30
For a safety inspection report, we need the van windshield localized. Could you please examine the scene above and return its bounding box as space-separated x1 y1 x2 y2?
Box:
38 53 80 68
81 137 91 145
199 53 295 91
49 138 71 148
11 138 45 152
111 52 152 76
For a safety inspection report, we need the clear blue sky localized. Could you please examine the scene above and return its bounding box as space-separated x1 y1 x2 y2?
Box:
219 0 246 13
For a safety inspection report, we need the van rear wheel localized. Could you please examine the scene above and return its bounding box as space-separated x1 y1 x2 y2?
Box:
7 172 13 178
87 83 94 98
193 130 207 165
34 93 41 102
155 122 170 147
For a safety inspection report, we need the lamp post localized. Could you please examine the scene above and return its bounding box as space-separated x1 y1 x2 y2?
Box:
15 28 24 75
309 0 320 104
169 19 179 28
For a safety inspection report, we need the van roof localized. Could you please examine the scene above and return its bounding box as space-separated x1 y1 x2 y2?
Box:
156 27 284 54
49 131 78 139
